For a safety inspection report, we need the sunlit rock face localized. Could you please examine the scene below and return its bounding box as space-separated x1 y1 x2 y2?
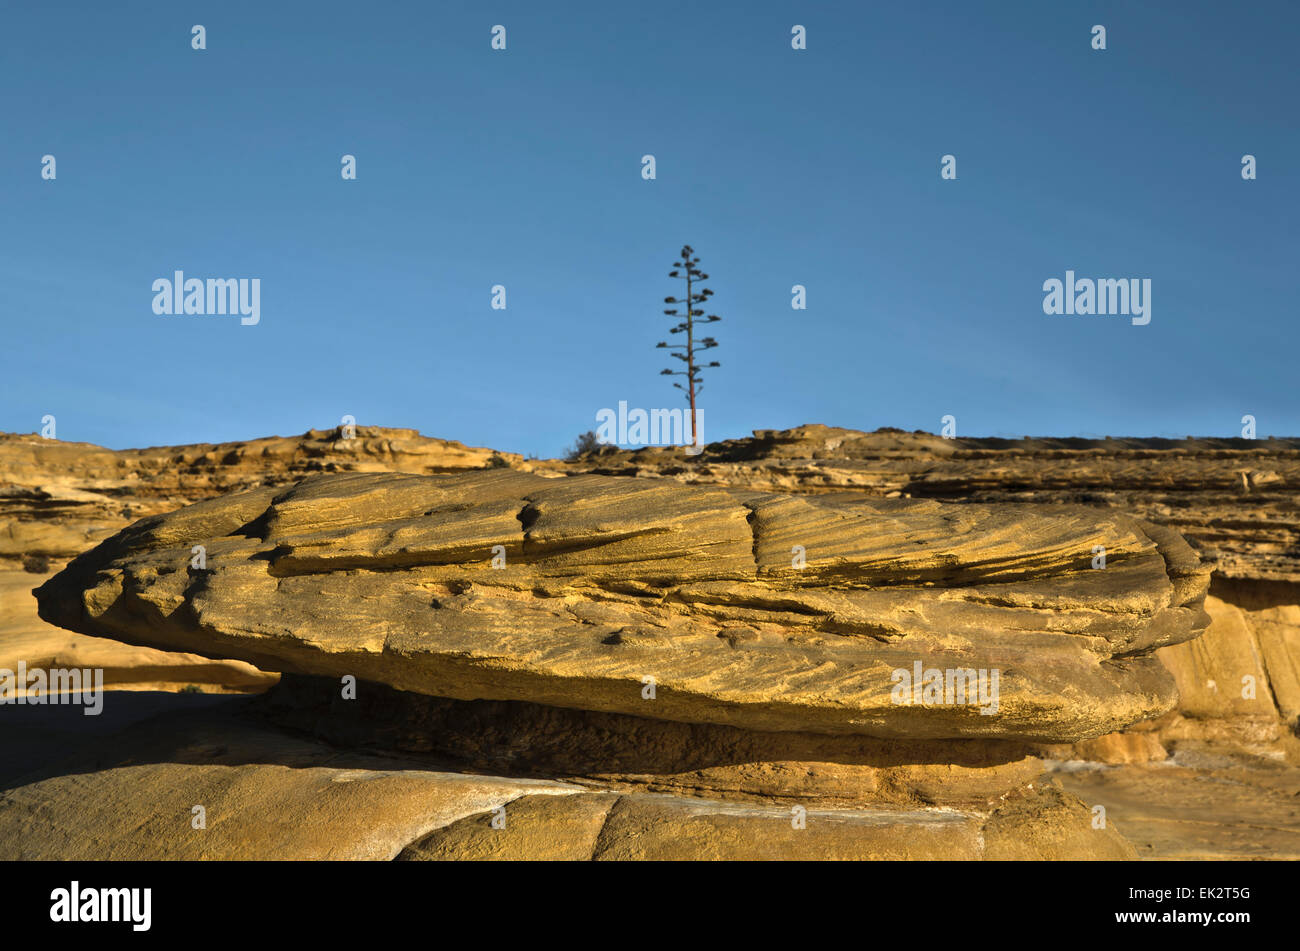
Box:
36 468 1209 742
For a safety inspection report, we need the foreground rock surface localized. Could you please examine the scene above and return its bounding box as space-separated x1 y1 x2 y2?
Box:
0 704 580 861
397 783 1134 861
0 698 1134 861
36 470 1210 741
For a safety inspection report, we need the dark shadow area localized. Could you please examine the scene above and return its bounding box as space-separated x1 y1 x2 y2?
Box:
0 673 1041 812
1210 575 1300 610
252 674 1039 782
0 690 248 789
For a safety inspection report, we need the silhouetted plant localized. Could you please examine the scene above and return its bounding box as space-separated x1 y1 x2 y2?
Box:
657 245 720 446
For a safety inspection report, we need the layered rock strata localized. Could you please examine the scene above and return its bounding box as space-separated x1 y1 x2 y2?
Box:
35 469 1211 742
7 423 1299 858
0 426 508 690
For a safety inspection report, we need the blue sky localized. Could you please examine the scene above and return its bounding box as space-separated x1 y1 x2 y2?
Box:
2 0 1296 455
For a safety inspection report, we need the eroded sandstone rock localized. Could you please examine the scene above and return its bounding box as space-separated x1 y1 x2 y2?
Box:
395 783 1137 861
0 699 1132 861
0 426 507 693
10 424 1300 859
549 423 1300 585
549 424 1300 755
0 425 516 564
0 709 581 861
35 469 1210 741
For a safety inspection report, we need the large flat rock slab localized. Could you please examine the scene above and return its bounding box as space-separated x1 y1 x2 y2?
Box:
35 470 1211 741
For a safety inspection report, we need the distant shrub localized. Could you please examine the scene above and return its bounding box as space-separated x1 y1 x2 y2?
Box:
565 431 603 461
485 453 511 469
21 553 51 574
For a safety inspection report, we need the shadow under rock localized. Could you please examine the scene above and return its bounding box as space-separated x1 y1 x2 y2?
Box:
0 689 475 794
0 689 246 789
252 674 1041 784
0 674 1045 802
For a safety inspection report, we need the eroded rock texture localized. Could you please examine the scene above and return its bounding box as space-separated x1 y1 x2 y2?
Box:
8 422 1300 859
0 426 505 691
554 424 1300 749
552 423 1300 585
1 426 514 564
36 469 1209 742
394 783 1136 861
